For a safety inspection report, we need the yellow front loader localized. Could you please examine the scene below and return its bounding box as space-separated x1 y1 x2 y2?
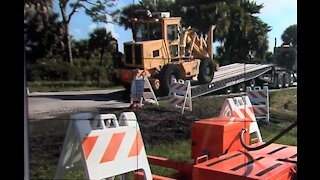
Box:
110 10 219 95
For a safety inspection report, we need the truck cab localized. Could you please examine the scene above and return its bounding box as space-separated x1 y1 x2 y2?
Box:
272 44 297 74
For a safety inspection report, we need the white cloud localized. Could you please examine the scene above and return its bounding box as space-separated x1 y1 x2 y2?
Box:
88 22 120 39
88 23 97 30
255 0 297 15
74 28 81 35
105 23 120 39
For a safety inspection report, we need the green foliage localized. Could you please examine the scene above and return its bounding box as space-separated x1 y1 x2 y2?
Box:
220 1 271 64
89 64 108 86
27 58 113 85
265 51 273 62
281 24 297 46
24 0 63 63
28 81 114 92
72 39 91 60
89 28 117 65
27 61 80 81
57 0 118 63
113 4 140 30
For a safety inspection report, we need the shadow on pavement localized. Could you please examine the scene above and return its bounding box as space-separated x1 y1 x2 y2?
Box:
29 90 130 102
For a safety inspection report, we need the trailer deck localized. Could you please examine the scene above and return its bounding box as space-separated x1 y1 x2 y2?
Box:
191 63 273 98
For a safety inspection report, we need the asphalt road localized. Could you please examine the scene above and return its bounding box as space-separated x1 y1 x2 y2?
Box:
27 89 130 120
27 83 297 120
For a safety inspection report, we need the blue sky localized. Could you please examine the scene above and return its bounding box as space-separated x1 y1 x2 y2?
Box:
54 0 297 53
255 0 297 50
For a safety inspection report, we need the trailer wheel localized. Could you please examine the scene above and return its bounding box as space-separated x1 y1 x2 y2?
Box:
198 58 214 84
246 79 255 88
289 73 294 86
225 86 233 94
283 73 290 88
159 64 183 95
237 83 246 92
275 74 283 88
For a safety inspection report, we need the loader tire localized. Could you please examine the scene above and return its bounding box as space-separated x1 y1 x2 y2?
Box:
199 58 214 84
159 64 183 95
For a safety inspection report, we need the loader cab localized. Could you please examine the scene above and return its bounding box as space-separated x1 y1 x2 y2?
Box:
133 20 162 42
131 11 181 59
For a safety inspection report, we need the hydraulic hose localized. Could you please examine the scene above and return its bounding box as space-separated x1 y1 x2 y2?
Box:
240 121 297 151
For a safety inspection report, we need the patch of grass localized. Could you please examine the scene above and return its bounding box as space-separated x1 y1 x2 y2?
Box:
269 88 297 111
260 121 297 146
146 140 191 177
146 140 191 161
266 88 297 145
270 107 297 122
269 89 297 122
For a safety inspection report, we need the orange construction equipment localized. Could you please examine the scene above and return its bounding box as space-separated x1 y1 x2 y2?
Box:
58 105 296 179
110 10 219 95
193 150 296 180
191 117 250 159
134 115 297 180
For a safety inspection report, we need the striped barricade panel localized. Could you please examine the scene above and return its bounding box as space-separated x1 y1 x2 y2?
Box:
246 86 270 123
54 112 152 180
168 79 192 114
142 77 159 105
219 96 263 143
170 82 188 95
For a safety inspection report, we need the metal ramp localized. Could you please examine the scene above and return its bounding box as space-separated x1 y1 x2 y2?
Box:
191 63 273 98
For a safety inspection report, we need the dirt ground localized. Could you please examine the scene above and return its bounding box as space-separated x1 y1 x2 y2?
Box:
29 95 226 178
30 94 226 144
97 95 225 145
28 89 297 179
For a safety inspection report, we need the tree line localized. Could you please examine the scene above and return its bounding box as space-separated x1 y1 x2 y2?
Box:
25 0 296 80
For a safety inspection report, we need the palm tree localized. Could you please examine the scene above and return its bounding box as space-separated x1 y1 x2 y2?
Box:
72 39 91 60
24 0 63 63
89 28 116 66
281 24 297 47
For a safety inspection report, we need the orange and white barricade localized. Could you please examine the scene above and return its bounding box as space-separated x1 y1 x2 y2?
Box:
167 79 192 114
54 112 152 180
220 96 263 143
246 86 270 123
130 76 159 108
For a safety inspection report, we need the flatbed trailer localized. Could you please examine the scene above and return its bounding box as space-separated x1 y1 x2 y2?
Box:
191 63 273 98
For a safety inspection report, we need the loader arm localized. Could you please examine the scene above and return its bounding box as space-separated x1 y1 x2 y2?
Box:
181 25 216 59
